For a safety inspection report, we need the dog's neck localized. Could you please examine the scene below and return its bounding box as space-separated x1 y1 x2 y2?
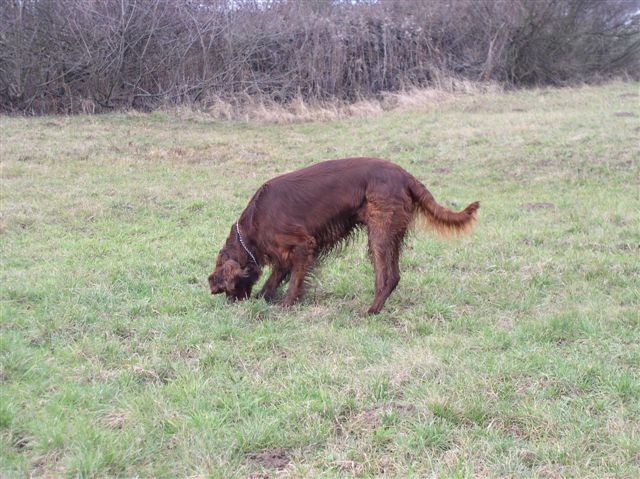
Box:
235 221 259 267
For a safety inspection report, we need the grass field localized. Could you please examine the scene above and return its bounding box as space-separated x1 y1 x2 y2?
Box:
1 83 639 478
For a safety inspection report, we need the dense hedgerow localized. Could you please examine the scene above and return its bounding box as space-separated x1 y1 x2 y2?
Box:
1 0 638 114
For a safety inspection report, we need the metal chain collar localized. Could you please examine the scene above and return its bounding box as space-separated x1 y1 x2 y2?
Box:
235 222 259 266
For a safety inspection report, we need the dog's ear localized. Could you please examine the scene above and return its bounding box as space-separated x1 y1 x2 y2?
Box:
222 259 244 289
209 257 243 294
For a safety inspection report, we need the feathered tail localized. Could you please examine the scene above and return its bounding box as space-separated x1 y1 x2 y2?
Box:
408 177 479 236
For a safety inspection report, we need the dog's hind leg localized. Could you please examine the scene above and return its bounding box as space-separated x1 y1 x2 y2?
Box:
366 228 403 314
364 198 412 314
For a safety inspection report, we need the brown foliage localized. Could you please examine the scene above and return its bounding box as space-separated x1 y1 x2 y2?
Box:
1 0 638 114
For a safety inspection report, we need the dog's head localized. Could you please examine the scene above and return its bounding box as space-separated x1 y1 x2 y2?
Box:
208 232 261 301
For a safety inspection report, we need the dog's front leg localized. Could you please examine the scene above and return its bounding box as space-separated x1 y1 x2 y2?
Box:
281 238 316 308
257 267 288 302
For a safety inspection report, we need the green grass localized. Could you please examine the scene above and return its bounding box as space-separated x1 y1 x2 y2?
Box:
1 83 639 478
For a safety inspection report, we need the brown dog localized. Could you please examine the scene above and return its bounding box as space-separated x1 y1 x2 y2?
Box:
208 157 479 314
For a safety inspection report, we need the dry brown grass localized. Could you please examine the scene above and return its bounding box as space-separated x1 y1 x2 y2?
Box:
172 80 501 124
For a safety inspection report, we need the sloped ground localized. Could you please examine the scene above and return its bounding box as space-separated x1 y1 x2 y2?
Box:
1 83 638 477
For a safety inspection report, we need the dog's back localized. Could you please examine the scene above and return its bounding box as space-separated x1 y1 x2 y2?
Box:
254 158 411 248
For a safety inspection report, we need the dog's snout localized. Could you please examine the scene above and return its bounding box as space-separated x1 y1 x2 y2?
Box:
208 274 223 294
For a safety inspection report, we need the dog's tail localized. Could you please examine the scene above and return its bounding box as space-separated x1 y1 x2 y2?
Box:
408 177 479 236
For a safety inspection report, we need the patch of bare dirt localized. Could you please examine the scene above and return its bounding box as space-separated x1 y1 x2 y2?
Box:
520 202 556 210
249 448 290 470
13 434 32 450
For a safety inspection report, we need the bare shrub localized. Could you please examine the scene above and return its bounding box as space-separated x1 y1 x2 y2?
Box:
1 0 638 115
